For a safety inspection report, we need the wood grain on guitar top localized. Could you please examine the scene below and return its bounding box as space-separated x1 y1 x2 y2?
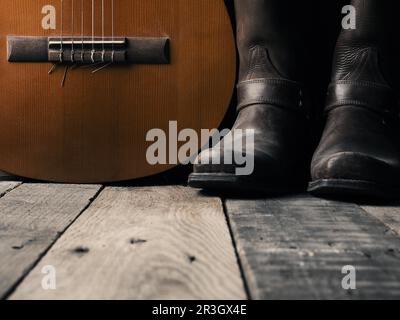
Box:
0 0 236 183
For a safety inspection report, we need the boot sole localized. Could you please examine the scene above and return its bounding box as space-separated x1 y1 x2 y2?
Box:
308 179 400 200
188 172 304 195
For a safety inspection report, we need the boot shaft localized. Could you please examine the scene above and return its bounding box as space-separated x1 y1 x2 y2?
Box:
234 0 311 82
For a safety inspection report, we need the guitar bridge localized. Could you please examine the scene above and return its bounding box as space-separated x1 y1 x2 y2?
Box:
7 36 170 65
48 37 127 63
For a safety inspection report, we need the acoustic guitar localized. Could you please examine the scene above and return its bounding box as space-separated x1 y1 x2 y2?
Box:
0 0 236 183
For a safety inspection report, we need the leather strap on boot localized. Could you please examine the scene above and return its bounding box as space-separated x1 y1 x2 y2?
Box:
326 80 398 116
237 79 303 113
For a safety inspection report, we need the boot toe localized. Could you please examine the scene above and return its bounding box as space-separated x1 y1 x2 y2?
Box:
193 147 240 174
311 152 398 185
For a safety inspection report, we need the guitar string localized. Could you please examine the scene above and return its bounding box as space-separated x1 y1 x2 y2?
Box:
50 0 116 79
81 0 84 61
71 0 75 62
61 0 64 61
70 0 80 70
92 0 113 73
91 0 95 62
61 0 78 86
102 0 105 58
112 0 114 53
83 0 102 69
110 0 114 64
48 0 64 74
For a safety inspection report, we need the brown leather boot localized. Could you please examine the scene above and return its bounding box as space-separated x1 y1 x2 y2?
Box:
188 0 311 194
309 0 400 199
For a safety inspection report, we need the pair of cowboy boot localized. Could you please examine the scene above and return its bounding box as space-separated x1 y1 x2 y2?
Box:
189 0 400 199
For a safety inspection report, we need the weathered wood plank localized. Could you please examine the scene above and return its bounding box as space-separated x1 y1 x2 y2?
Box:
226 195 400 300
0 181 21 198
0 183 101 299
361 205 400 236
11 186 245 300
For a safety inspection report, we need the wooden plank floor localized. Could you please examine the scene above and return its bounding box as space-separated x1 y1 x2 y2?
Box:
1 176 400 300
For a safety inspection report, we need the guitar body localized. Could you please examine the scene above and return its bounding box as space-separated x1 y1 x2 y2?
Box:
0 0 236 183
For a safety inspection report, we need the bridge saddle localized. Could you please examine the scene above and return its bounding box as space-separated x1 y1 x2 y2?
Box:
48 37 127 64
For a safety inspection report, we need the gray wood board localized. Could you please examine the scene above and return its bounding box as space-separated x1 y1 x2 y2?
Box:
226 195 400 299
0 183 101 298
11 186 246 300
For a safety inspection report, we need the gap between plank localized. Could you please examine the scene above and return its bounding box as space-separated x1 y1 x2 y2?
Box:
2 185 105 300
222 198 252 300
0 182 23 199
358 205 400 237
